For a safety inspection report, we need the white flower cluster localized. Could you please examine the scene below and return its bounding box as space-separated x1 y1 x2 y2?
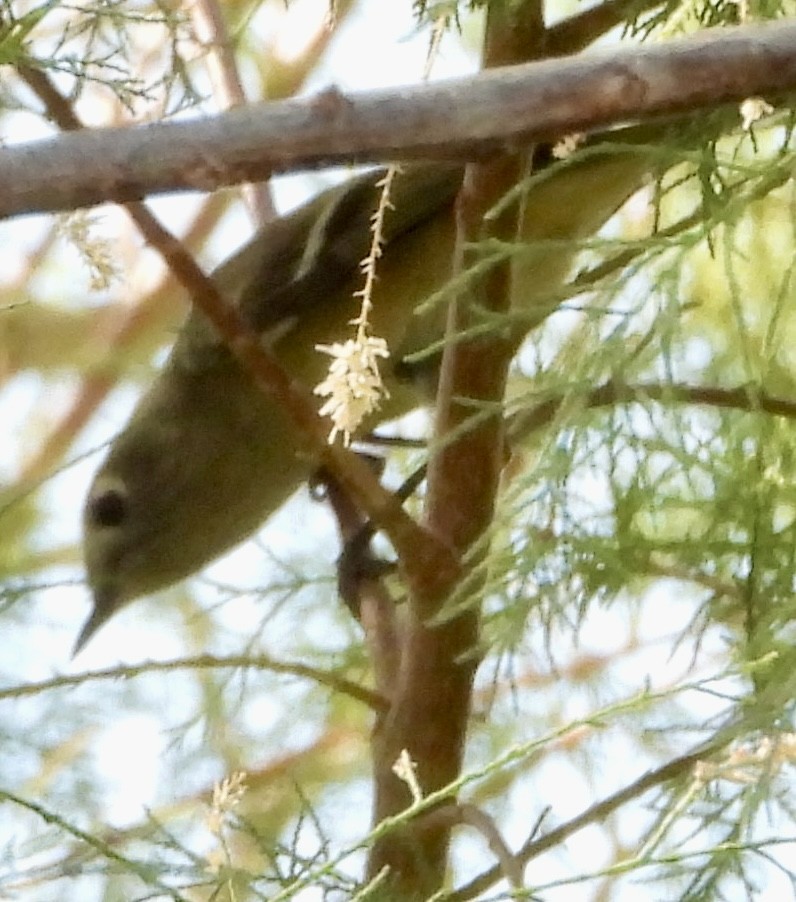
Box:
315 335 390 445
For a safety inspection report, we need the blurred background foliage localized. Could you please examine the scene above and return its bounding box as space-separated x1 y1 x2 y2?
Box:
2 0 796 899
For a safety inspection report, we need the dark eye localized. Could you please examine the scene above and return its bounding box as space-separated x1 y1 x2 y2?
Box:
88 489 127 527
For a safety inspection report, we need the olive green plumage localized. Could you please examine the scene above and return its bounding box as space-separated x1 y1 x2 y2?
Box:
79 143 660 651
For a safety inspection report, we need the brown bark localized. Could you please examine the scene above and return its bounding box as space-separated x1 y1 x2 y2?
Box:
365 3 550 895
4 22 796 219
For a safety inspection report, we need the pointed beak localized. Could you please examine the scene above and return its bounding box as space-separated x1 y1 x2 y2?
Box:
72 592 115 657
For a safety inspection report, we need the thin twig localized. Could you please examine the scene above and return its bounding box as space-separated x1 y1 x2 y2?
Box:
509 380 796 442
418 803 524 889
443 742 714 900
190 0 274 222
0 790 191 902
0 653 387 711
546 0 665 56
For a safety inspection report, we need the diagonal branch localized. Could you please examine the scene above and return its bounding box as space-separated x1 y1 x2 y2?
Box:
445 742 712 900
17 66 455 595
545 0 665 56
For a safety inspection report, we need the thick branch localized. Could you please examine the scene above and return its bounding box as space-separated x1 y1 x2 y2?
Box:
367 5 547 895
3 21 796 218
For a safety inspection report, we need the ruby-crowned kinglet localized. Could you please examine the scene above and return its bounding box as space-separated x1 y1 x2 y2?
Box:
77 146 659 651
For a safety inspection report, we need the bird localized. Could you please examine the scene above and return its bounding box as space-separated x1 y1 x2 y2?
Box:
78 139 661 652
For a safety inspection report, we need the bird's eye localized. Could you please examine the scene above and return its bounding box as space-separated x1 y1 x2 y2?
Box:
88 488 127 527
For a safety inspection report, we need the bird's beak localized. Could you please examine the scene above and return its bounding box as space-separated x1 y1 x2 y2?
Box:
72 592 115 657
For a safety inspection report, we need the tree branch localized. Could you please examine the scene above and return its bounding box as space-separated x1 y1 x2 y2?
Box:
189 0 275 222
445 742 711 900
417 802 524 889
0 654 387 711
17 67 455 598
545 0 664 56
3 21 796 219
509 380 796 442
367 5 548 894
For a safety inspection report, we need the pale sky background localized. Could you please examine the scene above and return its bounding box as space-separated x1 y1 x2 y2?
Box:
1 1 794 899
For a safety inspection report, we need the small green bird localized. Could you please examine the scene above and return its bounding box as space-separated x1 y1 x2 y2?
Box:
78 142 659 651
